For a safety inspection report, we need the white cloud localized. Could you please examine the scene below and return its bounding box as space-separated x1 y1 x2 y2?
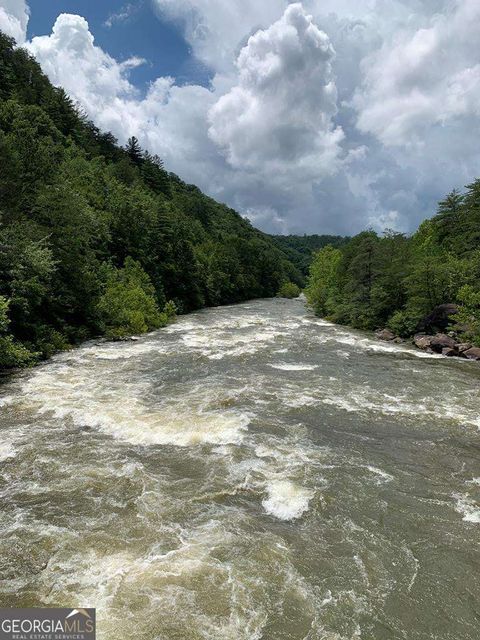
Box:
25 13 226 205
104 2 139 29
27 13 149 136
353 0 480 146
208 4 344 176
23 7 352 234
2 0 480 235
0 0 29 43
153 0 288 74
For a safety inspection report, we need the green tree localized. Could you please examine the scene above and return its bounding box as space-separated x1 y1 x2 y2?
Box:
126 136 143 166
455 285 480 346
0 296 37 368
277 282 301 298
97 258 166 339
305 245 342 316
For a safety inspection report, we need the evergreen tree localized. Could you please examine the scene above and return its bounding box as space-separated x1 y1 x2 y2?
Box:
126 136 143 166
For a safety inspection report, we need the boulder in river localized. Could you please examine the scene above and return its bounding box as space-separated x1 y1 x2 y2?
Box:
376 328 396 341
429 333 458 353
442 347 457 357
457 342 473 354
463 347 480 360
414 334 433 349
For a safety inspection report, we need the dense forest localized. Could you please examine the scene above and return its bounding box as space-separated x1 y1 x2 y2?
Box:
272 234 347 275
305 189 480 347
0 32 302 368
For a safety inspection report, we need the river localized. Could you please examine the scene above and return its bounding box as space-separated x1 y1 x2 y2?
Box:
0 298 479 639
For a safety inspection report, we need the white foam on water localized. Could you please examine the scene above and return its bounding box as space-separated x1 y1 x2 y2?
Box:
364 465 394 484
0 440 16 461
11 366 252 447
353 554 369 586
283 393 318 408
262 480 314 520
91 340 172 361
467 478 480 486
0 395 14 408
37 515 318 640
452 493 480 523
301 317 334 327
281 379 480 430
181 325 287 360
268 363 318 371
72 400 249 447
326 331 445 360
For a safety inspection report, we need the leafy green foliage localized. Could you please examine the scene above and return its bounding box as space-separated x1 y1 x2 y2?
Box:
97 258 166 339
0 32 301 367
306 192 480 345
455 285 480 346
387 310 421 338
277 282 301 298
305 245 342 316
0 296 37 367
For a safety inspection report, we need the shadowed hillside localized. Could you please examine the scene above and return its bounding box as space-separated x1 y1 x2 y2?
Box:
0 32 302 366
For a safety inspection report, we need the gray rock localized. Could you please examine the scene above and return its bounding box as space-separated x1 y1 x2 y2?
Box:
442 347 457 357
430 333 457 353
414 334 432 349
376 328 396 341
457 342 473 353
463 347 480 360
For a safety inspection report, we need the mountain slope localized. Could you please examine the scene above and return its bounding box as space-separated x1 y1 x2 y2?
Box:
272 234 348 275
0 32 301 366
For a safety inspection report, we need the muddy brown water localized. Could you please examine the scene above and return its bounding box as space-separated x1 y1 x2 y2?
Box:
0 298 479 639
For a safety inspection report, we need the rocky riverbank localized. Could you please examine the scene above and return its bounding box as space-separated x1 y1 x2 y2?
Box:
375 303 480 360
376 328 480 360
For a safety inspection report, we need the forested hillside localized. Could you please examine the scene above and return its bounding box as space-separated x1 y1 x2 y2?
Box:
306 189 480 346
0 32 302 368
272 234 347 275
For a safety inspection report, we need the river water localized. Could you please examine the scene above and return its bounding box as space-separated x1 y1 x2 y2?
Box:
0 298 479 639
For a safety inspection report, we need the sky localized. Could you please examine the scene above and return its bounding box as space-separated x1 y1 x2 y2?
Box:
1 0 480 236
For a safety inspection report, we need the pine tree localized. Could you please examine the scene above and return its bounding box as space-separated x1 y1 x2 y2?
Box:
126 136 143 166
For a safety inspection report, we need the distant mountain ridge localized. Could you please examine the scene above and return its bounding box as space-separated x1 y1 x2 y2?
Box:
272 234 348 275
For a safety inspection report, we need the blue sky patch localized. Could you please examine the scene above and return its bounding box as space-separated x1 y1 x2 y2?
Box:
27 0 212 90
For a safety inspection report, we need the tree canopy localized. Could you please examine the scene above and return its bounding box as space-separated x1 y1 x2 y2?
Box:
0 31 301 367
306 193 480 346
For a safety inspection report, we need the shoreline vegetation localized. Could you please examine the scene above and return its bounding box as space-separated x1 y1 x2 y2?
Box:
2 30 479 371
304 193 480 361
0 32 308 371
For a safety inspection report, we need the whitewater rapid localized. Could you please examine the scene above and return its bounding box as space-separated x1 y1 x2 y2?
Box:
0 298 479 639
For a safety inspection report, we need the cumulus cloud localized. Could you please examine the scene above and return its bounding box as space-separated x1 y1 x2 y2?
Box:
353 0 480 146
26 14 219 188
0 0 29 43
209 4 344 176
153 0 288 74
2 0 480 234
27 14 145 126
